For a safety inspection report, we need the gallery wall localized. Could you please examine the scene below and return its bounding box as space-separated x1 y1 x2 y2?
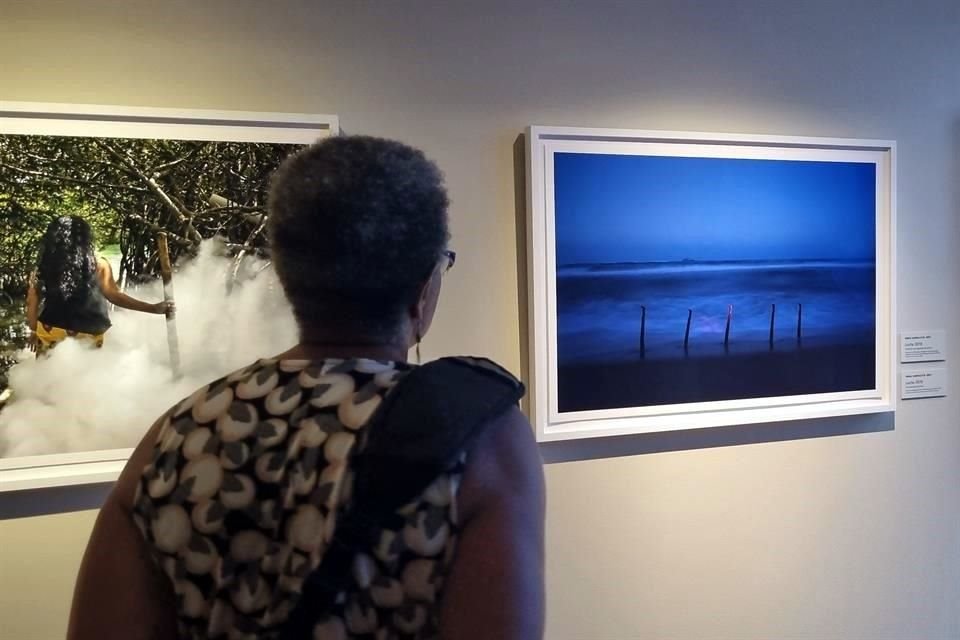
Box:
1 1 959 638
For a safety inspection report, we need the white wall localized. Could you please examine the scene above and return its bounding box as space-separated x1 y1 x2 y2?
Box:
1 1 958 638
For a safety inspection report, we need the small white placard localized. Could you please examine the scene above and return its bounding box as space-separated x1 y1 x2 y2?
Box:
901 367 948 400
900 330 946 363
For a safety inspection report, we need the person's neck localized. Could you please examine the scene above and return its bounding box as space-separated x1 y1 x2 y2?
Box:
276 336 410 363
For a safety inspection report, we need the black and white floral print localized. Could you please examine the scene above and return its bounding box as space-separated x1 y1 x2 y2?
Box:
132 358 463 640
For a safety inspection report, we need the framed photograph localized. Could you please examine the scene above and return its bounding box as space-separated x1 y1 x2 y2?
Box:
0 102 338 491
526 126 896 442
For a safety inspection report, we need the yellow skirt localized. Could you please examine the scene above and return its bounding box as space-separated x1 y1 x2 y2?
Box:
36 322 105 354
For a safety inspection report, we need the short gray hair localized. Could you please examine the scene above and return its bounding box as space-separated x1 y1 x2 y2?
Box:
268 135 450 338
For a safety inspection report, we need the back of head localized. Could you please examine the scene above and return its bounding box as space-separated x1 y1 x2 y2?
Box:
268 135 449 339
37 215 97 303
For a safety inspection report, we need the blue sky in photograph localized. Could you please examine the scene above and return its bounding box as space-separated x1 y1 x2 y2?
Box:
554 152 876 265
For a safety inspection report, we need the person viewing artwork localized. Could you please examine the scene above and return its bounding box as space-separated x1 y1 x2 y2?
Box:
26 215 172 354
68 136 546 640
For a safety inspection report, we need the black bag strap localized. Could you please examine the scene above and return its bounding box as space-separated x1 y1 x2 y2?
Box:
279 356 525 639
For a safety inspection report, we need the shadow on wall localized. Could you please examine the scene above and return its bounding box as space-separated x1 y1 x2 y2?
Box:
538 412 895 464
513 134 531 415
0 482 111 519
510 135 897 464
954 116 960 301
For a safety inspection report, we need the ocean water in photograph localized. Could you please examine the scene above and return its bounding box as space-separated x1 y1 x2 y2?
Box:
558 258 875 361
556 259 876 412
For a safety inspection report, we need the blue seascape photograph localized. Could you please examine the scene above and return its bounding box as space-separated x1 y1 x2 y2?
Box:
554 151 877 413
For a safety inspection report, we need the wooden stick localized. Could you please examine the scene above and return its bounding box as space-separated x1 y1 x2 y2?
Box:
684 309 692 350
724 304 733 348
156 233 181 379
769 303 776 348
639 305 646 357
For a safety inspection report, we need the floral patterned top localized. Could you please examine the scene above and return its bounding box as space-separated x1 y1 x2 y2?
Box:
132 357 463 639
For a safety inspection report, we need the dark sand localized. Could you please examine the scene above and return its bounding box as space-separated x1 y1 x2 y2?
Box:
558 342 876 413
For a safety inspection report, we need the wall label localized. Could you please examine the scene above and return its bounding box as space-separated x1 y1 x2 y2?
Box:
900 367 948 400
900 330 946 363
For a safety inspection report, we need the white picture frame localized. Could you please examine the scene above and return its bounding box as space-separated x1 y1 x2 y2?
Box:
0 102 338 491
526 125 897 442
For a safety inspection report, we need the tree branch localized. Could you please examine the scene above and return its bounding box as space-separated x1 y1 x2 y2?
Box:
0 161 149 193
195 205 265 226
229 218 268 284
94 140 203 245
125 213 193 247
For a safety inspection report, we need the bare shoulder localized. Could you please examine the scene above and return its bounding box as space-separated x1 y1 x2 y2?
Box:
458 404 544 523
438 405 546 639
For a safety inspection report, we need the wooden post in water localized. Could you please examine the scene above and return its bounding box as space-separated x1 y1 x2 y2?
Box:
683 309 693 351
768 303 776 348
724 304 733 349
639 305 647 357
796 303 803 341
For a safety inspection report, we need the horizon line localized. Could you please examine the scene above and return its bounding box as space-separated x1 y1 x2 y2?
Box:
559 257 876 268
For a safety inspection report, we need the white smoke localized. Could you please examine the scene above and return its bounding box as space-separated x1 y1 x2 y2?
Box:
0 240 298 457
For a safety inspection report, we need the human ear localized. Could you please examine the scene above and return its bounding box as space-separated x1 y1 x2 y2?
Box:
410 269 442 341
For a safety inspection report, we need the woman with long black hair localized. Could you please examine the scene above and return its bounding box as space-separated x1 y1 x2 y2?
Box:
26 215 171 354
